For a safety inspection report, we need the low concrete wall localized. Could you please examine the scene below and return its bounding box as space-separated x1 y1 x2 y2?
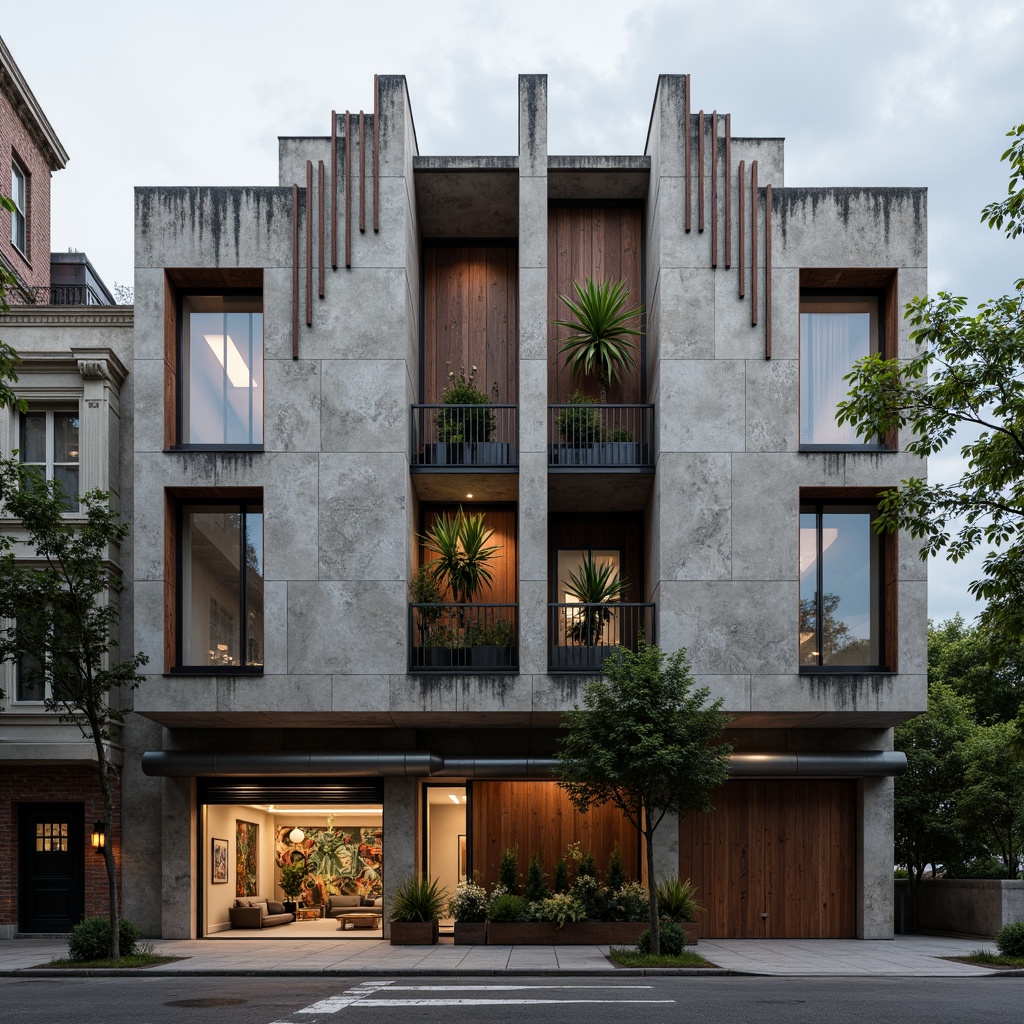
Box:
895 878 1024 938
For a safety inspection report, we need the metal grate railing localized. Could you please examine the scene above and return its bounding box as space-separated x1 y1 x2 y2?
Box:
412 404 518 468
547 602 655 672
409 603 518 671
548 404 654 467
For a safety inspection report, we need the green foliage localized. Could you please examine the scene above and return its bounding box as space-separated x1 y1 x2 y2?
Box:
656 876 703 922
606 846 627 891
577 850 597 880
68 918 140 961
498 846 519 892
435 365 496 442
607 426 634 442
551 277 643 402
996 921 1024 958
534 892 586 927
570 874 608 920
419 507 501 605
525 853 549 902
447 882 489 923
389 875 447 922
556 390 604 445
279 861 306 899
562 554 629 647
981 123 1024 239
609 881 650 923
637 920 687 955
487 893 530 922
553 859 570 894
608 947 711 968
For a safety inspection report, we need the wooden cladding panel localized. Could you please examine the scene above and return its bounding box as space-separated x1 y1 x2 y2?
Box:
418 506 517 605
163 273 177 449
471 781 639 890
423 246 518 405
548 514 644 605
678 780 856 938
547 206 644 405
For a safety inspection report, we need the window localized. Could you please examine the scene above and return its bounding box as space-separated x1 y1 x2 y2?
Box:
799 296 880 447
178 501 264 670
16 651 46 703
799 503 885 669
10 160 26 254
19 409 80 511
179 294 263 446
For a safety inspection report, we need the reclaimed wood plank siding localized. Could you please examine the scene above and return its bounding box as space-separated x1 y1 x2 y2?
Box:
678 780 856 938
471 781 639 889
548 206 644 405
422 246 518 405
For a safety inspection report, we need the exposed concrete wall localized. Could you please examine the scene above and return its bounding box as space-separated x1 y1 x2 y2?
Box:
897 879 1024 939
382 777 417 939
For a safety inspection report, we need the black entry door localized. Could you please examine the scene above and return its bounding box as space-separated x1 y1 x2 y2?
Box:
18 803 85 933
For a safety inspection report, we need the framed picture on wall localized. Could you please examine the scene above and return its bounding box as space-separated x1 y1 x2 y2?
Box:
212 837 229 884
236 820 258 897
457 834 467 885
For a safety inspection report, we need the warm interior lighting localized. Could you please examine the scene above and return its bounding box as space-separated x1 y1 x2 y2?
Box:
204 333 258 388
288 827 306 843
91 821 106 851
465 493 473 499
448 794 460 804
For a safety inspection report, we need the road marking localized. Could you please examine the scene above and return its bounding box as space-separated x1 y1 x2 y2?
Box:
376 985 655 991
351 999 674 1007
277 981 393 1019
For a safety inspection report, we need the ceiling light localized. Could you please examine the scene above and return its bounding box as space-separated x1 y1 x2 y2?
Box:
204 333 258 389
449 794 460 804
466 493 473 499
288 827 305 843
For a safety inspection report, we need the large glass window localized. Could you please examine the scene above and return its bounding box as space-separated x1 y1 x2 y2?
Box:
180 502 264 669
800 297 879 446
11 161 26 253
799 503 883 669
20 409 80 511
180 295 263 446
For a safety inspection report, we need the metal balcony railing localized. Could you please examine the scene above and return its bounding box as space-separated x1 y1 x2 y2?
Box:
21 284 111 306
409 603 518 671
547 602 655 672
548 404 654 468
411 404 518 468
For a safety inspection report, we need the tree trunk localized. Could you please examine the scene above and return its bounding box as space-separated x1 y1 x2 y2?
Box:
644 803 660 956
92 719 119 960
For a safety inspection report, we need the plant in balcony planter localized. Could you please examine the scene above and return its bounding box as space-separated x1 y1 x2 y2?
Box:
409 564 445 649
435 365 498 462
421 507 501 611
556 389 603 452
449 882 489 944
389 875 447 945
279 861 306 915
551 277 644 404
563 554 629 648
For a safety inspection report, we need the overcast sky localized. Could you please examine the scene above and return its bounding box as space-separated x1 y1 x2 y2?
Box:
4 0 1022 627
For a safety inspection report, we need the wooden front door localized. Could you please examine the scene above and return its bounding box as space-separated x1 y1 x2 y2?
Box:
18 803 85 933
678 780 856 938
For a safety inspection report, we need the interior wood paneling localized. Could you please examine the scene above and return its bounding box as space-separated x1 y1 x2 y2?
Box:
678 780 856 938
548 206 644 405
422 246 518 405
470 781 639 889
548 514 644 604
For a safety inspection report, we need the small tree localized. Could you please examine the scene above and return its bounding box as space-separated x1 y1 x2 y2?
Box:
555 640 731 955
0 472 148 959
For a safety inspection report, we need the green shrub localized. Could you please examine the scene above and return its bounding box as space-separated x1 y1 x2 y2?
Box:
389 875 447 922
498 846 519 892
553 859 569 894
556 390 603 445
996 921 1024 958
525 853 550 902
610 881 650 922
656 876 702 922
570 874 609 921
447 882 488 923
607 426 634 443
436 366 496 442
606 846 627 891
577 850 597 879
535 892 586 927
279 861 306 900
67 917 140 961
488 893 530 922
637 920 687 955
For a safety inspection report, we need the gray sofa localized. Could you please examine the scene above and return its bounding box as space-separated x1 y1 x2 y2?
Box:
229 897 295 929
326 894 383 925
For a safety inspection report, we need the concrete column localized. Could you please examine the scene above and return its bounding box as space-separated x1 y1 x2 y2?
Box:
517 74 548 677
858 775 895 939
382 776 417 939
161 774 195 938
652 810 680 884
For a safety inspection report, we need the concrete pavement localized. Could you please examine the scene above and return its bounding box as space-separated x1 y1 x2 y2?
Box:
0 933 1009 977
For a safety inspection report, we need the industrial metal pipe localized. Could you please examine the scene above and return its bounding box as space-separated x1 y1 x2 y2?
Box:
140 751 442 778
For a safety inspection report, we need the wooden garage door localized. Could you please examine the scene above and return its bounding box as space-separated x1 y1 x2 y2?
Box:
678 780 856 938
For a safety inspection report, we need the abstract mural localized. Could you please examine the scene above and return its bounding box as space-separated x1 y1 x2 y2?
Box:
275 822 382 908
235 820 258 896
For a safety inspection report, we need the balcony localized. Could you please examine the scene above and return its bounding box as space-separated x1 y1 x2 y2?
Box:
22 284 113 306
548 404 654 469
411 404 518 470
409 602 518 672
547 602 655 672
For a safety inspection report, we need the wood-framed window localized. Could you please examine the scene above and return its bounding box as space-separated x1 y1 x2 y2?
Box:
10 159 27 255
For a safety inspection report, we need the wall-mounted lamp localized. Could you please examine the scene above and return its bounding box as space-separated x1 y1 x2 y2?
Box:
91 821 106 852
288 827 305 844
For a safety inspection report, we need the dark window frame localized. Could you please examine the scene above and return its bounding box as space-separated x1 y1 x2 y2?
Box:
10 157 27 256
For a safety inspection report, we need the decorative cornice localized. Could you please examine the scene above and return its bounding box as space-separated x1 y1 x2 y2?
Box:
0 37 69 169
0 308 134 327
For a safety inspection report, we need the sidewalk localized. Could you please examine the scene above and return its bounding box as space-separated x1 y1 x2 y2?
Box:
0 934 1005 977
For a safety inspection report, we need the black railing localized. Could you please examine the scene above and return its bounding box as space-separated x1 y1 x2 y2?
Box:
548 404 654 467
547 602 655 672
21 284 111 306
409 603 518 671
412 404 518 468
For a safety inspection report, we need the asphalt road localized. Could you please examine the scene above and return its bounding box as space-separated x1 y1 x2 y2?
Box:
4 975 1023 1023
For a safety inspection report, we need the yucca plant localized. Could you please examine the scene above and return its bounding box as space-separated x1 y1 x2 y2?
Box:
389 875 448 922
552 277 644 403
563 553 629 647
656 876 703 923
420 507 501 607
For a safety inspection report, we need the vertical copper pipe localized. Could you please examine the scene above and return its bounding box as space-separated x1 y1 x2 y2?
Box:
345 110 352 268
305 160 313 327
710 111 718 267
765 183 772 358
373 74 380 234
359 110 366 233
330 110 338 270
725 113 732 270
738 160 745 298
751 160 758 327
292 184 299 359
318 160 325 298
697 109 705 233
684 74 691 233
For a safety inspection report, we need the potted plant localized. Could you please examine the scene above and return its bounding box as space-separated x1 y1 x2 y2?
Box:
552 554 628 670
554 389 604 465
279 861 306 915
432 365 504 466
448 882 489 944
420 507 501 620
656 876 702 945
467 616 516 668
389 875 447 944
409 564 450 668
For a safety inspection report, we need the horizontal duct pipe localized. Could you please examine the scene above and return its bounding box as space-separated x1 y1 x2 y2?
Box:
142 750 905 780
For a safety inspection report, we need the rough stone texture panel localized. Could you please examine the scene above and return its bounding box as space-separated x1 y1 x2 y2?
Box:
319 359 405 453
264 359 322 453
658 359 745 453
730 453 800 582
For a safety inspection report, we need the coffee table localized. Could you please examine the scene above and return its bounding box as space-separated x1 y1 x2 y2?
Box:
295 907 321 921
337 913 382 930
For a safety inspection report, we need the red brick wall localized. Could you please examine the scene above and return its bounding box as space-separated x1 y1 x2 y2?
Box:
0 87 53 293
0 765 121 928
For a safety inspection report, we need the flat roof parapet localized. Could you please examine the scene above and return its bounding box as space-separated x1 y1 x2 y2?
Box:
414 156 518 170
